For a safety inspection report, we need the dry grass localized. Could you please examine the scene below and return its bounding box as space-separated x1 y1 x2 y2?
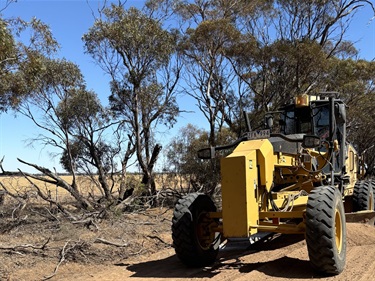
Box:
0 175 99 204
0 173 187 205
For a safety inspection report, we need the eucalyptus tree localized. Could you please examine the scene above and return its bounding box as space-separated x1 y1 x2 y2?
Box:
55 87 120 203
179 18 244 144
230 0 375 124
165 123 236 194
83 4 181 195
12 55 132 210
320 58 375 174
0 16 88 209
172 0 269 143
0 16 125 210
16 57 112 210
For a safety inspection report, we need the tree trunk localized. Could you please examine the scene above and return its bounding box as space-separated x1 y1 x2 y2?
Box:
141 144 162 195
118 140 135 200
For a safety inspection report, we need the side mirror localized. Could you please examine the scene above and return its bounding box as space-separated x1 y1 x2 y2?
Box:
265 115 274 129
197 147 215 159
302 135 321 148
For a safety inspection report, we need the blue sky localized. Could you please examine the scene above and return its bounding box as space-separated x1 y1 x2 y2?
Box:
0 0 374 173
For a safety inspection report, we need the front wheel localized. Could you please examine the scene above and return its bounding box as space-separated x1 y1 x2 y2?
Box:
172 193 220 267
305 185 346 275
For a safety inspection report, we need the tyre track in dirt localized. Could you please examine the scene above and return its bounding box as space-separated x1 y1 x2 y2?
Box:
60 222 375 281
10 222 375 281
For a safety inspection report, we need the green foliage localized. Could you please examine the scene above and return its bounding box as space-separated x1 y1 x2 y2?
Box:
83 6 176 84
109 81 179 129
180 18 244 145
59 140 84 173
173 0 271 22
56 88 106 131
165 124 236 194
0 19 15 64
251 39 328 110
56 88 114 174
183 18 241 54
0 17 59 111
59 139 116 174
322 59 375 173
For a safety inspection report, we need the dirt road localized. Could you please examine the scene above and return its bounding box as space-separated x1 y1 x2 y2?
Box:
23 222 375 281
2 204 375 281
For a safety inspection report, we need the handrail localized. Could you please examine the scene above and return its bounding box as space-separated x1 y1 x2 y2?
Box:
197 133 306 159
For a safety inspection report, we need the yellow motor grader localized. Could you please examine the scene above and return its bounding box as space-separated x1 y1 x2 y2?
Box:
172 93 375 275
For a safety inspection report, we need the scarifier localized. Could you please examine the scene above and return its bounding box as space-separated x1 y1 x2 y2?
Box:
172 93 375 275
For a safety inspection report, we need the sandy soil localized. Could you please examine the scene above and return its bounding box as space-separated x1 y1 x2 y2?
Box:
1 202 375 281
57 223 375 281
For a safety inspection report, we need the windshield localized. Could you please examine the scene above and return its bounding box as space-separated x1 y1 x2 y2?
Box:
313 105 330 139
282 107 312 135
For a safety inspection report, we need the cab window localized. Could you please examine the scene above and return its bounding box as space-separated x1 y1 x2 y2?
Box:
313 105 330 139
282 107 312 135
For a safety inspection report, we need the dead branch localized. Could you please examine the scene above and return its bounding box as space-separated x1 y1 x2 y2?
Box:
129 240 146 256
0 237 50 252
29 207 60 222
72 218 99 231
17 159 71 188
146 235 170 246
0 181 28 200
17 169 78 221
42 240 71 281
94 237 128 247
0 0 16 13
0 216 29 234
0 156 21 176
0 181 38 219
12 203 28 219
158 187 184 199
17 158 94 210
137 206 170 219
43 240 90 280
80 209 108 220
126 221 155 225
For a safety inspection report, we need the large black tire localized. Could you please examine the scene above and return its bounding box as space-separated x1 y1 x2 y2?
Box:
306 185 346 275
172 193 220 267
353 180 374 211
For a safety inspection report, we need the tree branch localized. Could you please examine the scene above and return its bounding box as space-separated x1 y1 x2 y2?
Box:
17 158 94 210
0 237 50 251
94 237 128 247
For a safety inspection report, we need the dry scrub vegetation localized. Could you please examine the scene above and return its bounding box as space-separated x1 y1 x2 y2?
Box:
0 174 178 281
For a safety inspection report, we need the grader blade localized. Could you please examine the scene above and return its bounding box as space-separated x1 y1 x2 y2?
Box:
345 211 375 225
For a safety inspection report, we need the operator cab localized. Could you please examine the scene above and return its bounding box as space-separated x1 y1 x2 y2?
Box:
278 96 332 139
267 94 347 175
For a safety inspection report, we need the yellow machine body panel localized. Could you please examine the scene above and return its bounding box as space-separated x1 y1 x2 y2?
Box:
221 139 274 237
344 143 359 191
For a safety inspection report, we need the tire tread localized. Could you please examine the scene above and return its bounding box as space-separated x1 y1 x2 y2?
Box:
306 186 346 275
172 193 218 267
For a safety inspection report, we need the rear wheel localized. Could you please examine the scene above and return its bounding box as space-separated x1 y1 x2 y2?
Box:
306 185 346 275
353 180 374 211
172 193 220 267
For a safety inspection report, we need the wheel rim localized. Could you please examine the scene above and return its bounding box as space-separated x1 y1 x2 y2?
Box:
335 209 343 254
196 212 215 250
